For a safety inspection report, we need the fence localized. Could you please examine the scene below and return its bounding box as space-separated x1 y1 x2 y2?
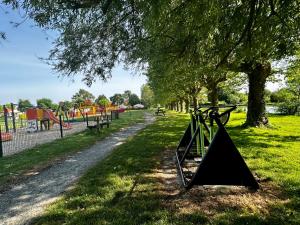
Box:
0 106 120 157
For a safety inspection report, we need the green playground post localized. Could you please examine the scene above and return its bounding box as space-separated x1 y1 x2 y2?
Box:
190 110 194 137
199 120 205 157
195 113 201 155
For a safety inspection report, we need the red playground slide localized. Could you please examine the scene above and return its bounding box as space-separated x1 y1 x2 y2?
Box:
44 110 72 129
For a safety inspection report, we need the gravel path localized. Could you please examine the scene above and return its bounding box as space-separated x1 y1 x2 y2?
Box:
0 113 155 225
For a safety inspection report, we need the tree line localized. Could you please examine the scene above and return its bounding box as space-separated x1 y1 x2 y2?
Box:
1 89 144 112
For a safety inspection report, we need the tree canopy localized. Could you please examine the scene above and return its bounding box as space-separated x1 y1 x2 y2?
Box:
3 0 300 125
18 99 33 112
72 89 95 105
36 98 55 109
95 94 110 107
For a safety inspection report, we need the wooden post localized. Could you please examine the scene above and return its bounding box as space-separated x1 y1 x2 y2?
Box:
3 105 9 133
86 113 89 127
59 115 63 138
96 116 100 132
107 115 109 128
0 125 3 157
11 103 16 132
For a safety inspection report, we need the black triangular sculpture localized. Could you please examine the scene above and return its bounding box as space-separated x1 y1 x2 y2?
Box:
177 123 192 149
177 121 210 152
187 125 259 190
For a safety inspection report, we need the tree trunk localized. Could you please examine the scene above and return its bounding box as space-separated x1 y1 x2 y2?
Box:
180 99 183 112
192 95 197 112
246 62 271 126
208 83 218 106
176 102 179 112
185 98 190 113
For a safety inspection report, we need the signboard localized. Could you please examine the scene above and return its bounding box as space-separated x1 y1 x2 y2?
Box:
27 120 38 132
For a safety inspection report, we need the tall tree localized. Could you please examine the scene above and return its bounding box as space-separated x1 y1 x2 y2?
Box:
18 99 33 112
286 57 300 102
110 94 124 105
211 1 300 125
5 0 300 125
128 93 140 106
72 89 95 105
37 98 54 109
95 94 110 107
141 84 154 108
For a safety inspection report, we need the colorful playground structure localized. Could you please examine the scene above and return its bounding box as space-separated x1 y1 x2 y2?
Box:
0 100 125 139
26 108 72 132
68 100 120 119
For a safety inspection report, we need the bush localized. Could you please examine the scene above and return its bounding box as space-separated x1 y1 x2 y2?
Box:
277 101 300 115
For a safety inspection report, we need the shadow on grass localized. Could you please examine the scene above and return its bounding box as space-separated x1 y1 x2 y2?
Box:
30 113 300 225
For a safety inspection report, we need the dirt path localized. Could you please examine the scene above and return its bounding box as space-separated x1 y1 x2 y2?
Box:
0 113 155 225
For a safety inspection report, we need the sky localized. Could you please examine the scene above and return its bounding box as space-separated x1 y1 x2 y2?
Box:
0 4 147 105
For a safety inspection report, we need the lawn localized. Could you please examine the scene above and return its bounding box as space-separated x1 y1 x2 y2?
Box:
0 110 145 190
29 111 300 225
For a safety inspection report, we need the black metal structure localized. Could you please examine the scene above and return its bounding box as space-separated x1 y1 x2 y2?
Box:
176 105 259 190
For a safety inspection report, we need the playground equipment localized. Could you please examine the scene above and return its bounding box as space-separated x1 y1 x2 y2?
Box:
176 105 259 190
69 100 121 121
26 108 71 132
0 103 18 142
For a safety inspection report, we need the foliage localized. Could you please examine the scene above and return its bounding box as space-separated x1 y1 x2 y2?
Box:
95 94 109 107
128 93 140 106
218 83 248 105
286 55 300 101
60 101 73 111
264 89 272 103
109 93 124 105
3 0 300 125
141 84 154 108
278 101 299 115
270 88 294 103
122 90 132 99
17 99 33 112
36 98 55 109
218 90 247 105
72 89 95 106
270 56 300 114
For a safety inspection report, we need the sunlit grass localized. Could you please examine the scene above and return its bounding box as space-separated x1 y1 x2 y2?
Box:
20 111 300 224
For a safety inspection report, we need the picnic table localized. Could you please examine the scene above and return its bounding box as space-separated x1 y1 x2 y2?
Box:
155 107 166 116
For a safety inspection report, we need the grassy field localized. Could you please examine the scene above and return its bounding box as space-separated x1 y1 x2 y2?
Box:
0 110 145 190
30 111 300 225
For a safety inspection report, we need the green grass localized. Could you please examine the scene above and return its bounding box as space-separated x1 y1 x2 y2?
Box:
24 111 300 224
0 110 145 189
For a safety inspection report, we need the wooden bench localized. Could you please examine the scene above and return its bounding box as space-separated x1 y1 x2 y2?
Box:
87 115 110 131
155 108 166 116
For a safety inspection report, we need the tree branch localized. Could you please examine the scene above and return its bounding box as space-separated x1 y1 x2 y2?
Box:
216 0 257 68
